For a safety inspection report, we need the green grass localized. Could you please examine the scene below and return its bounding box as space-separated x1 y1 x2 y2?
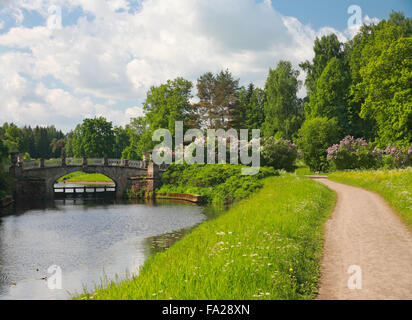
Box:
294 160 328 176
57 171 113 183
157 164 278 204
329 168 412 228
76 174 336 300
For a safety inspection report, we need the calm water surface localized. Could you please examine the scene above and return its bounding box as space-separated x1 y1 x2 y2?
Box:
0 196 215 300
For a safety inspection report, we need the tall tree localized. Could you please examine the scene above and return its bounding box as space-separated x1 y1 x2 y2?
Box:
263 61 303 139
144 77 194 136
194 70 240 129
309 57 351 135
3 124 27 153
351 12 412 147
113 126 130 159
64 131 74 157
122 117 152 160
213 69 240 130
72 117 115 158
50 138 66 157
231 83 254 129
194 72 216 128
246 87 266 130
300 34 344 117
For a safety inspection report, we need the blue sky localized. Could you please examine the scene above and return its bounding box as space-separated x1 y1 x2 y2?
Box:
0 0 410 131
271 0 411 30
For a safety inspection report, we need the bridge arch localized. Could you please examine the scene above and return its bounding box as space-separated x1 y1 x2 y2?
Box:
52 169 118 196
20 165 147 199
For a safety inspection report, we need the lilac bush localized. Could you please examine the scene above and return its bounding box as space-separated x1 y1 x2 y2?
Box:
261 137 297 171
383 145 411 168
327 136 412 170
327 136 382 170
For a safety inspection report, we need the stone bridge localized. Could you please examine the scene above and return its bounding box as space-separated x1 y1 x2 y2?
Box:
7 153 161 199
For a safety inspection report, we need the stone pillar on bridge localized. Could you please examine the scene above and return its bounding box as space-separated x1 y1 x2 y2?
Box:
61 154 66 167
143 152 152 169
40 159 45 168
146 161 159 194
8 152 22 177
82 157 87 171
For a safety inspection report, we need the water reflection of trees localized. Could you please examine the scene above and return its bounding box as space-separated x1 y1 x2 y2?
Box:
146 227 196 254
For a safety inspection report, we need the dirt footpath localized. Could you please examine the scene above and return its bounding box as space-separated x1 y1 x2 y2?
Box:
315 178 412 300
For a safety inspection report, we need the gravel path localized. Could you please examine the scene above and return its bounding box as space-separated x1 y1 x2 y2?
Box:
314 178 412 300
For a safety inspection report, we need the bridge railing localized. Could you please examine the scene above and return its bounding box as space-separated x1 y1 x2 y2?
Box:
66 158 83 166
108 159 122 167
129 160 145 168
23 160 40 170
87 158 105 166
45 158 62 168
17 157 152 171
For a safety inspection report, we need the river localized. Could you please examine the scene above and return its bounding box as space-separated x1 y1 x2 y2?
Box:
0 186 217 300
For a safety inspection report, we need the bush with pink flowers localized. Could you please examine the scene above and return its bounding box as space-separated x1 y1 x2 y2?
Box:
261 137 298 171
327 136 382 170
382 145 411 169
327 136 411 170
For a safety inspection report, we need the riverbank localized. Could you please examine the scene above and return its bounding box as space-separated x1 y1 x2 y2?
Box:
329 168 412 228
156 164 279 204
76 174 336 300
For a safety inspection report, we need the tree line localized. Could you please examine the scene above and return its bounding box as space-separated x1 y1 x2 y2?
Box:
0 12 410 167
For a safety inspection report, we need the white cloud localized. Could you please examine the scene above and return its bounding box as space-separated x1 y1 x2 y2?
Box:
344 14 380 39
0 0 363 131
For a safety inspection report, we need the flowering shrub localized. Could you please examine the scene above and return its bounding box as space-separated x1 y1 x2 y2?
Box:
327 136 411 170
383 145 411 169
261 137 298 172
327 136 382 170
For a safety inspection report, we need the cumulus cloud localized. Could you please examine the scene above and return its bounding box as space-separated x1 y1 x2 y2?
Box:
0 0 378 132
344 14 381 39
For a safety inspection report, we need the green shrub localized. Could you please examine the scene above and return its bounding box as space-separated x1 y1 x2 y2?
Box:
297 117 340 172
158 164 279 204
382 145 411 169
261 137 297 171
327 136 383 170
327 139 411 170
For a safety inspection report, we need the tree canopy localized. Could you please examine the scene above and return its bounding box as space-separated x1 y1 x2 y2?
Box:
263 61 303 140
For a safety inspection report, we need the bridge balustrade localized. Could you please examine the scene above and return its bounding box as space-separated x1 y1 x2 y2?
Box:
44 159 62 168
23 160 40 170
66 158 83 166
128 160 145 168
108 159 122 166
14 157 153 171
87 158 105 166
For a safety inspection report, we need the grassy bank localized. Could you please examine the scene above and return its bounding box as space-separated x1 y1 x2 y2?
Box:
57 171 113 183
77 174 336 300
157 164 279 204
329 168 412 228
